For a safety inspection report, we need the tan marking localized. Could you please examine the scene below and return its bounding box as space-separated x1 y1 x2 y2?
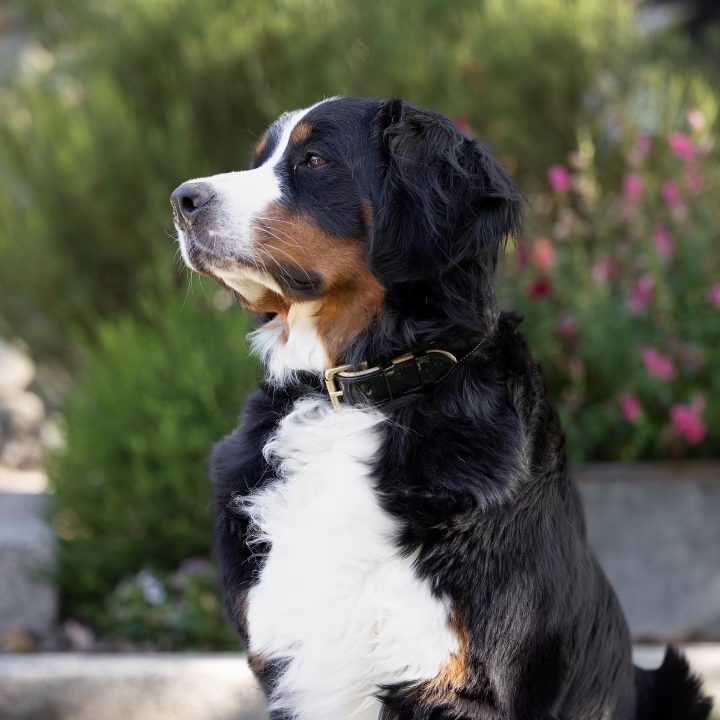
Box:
255 202 384 363
230 283 289 315
422 616 470 702
316 275 384 365
232 590 250 638
248 650 266 677
361 200 374 235
253 134 268 160
290 120 313 146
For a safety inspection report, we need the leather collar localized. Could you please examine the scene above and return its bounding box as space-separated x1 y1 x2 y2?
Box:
324 349 460 408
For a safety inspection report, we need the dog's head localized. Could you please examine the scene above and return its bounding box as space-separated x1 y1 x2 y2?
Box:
172 97 523 381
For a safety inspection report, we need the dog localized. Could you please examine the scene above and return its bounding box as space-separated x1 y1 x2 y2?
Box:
171 97 712 720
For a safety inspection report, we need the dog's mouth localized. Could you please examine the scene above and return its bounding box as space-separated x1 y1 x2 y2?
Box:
175 217 253 274
176 223 325 317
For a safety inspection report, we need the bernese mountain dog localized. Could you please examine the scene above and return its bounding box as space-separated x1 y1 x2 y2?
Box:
170 97 712 720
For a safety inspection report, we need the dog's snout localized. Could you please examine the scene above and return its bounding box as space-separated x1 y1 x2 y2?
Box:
170 182 215 225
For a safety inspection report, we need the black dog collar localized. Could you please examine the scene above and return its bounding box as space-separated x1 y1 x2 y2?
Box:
324 349 458 408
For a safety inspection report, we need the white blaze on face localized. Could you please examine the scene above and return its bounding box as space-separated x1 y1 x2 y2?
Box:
175 98 338 382
176 99 331 275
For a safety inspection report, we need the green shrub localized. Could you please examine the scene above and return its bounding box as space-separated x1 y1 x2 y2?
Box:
50 291 257 620
103 560 241 650
2 0 636 360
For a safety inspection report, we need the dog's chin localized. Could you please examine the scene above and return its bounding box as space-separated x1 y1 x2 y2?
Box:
178 229 287 312
178 227 243 275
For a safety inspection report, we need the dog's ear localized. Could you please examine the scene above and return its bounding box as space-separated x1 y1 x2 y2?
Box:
371 99 523 283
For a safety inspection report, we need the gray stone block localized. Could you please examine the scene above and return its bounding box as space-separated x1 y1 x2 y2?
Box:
0 471 57 639
578 464 720 640
0 654 268 720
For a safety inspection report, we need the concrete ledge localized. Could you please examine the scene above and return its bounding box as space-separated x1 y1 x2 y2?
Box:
578 463 720 639
0 648 717 720
0 654 268 720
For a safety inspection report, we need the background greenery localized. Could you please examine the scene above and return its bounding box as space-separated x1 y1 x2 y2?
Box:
0 0 717 645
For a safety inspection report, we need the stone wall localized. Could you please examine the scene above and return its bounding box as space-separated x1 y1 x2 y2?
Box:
579 463 720 640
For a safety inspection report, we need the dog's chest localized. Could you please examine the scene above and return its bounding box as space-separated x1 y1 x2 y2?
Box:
240 398 457 720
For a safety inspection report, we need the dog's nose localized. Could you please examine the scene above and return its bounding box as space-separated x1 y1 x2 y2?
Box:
170 182 215 225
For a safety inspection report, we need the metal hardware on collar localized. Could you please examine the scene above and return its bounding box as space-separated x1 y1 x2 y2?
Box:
324 361 369 409
324 350 457 409
324 364 353 409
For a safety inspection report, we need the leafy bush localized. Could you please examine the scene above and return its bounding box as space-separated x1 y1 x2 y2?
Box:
503 107 720 461
50 291 257 620
103 560 241 650
1 0 636 359
4 0 719 650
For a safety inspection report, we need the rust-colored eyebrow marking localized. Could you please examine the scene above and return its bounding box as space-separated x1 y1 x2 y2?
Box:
290 121 313 146
254 134 268 159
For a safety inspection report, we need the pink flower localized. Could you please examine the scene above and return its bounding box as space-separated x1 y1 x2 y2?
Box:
532 237 555 272
668 132 695 162
640 346 675 381
661 180 681 206
684 168 704 196
635 134 652 158
686 109 706 132
627 274 654 315
709 284 720 309
619 393 642 423
592 257 614 285
453 117 473 137
556 314 578 339
652 226 675 262
670 398 707 445
623 173 644 201
548 164 571 193
528 278 552 299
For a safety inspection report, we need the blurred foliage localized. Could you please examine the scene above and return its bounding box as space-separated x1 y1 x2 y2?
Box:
50 292 256 620
1 0 719 648
103 561 241 650
504 107 720 461
1 0 636 357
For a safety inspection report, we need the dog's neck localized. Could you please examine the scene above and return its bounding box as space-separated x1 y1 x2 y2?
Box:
246 262 499 388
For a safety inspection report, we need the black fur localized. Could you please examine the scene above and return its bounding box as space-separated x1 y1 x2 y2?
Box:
205 97 712 719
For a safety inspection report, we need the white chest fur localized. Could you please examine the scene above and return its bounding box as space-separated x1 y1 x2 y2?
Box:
248 302 330 386
240 398 458 720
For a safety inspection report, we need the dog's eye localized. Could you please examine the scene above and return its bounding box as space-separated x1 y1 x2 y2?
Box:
306 154 327 169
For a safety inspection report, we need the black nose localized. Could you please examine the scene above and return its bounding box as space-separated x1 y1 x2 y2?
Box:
170 182 215 225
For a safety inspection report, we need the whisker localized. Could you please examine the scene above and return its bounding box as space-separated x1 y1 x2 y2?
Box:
198 275 210 298
254 245 294 285
255 241 313 284
256 226 305 252
254 215 300 227
181 272 192 311
262 224 305 247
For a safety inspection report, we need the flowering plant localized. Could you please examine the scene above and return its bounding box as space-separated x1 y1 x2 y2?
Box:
503 110 719 461
102 559 241 650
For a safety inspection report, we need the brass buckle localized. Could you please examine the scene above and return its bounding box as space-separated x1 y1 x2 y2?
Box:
324 364 353 409
324 362 370 409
